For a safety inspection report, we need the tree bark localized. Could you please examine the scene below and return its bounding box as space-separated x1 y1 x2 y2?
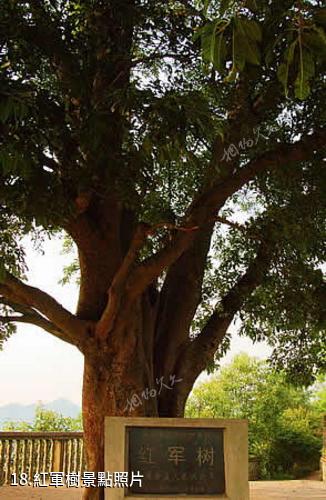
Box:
81 299 159 500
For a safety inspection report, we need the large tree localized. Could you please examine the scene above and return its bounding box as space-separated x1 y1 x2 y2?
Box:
0 1 325 498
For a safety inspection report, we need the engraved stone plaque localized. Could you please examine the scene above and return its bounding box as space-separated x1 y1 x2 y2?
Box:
127 426 225 495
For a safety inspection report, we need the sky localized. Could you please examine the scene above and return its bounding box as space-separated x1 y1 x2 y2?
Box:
0 236 271 407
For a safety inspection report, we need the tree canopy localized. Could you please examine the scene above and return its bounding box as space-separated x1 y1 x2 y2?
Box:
1 0 325 382
0 0 325 408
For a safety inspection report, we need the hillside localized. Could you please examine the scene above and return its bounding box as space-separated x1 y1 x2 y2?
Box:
0 399 81 427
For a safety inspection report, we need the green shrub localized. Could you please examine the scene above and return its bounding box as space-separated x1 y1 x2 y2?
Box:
2 404 83 432
186 354 324 479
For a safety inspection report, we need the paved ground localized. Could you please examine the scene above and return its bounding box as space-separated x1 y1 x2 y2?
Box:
0 481 325 499
250 480 326 499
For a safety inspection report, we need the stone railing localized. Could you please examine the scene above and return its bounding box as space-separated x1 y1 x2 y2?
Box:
0 432 85 485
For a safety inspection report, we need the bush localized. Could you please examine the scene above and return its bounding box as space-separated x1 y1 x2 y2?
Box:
267 408 322 478
185 354 324 479
2 404 83 432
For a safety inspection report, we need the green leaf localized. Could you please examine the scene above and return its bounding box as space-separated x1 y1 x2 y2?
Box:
285 39 297 67
240 18 262 42
296 81 309 101
199 20 228 72
210 21 219 63
277 63 288 93
214 32 227 71
234 18 261 66
277 39 297 97
295 49 315 100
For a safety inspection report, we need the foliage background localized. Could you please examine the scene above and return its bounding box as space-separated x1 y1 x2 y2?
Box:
185 354 325 478
2 405 82 432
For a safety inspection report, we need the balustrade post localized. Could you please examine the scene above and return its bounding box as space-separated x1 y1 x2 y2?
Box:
52 440 62 472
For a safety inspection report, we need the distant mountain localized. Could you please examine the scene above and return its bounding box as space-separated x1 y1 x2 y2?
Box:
0 399 81 427
41 399 81 418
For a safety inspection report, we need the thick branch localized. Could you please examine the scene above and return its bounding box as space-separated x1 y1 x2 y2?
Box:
215 216 248 234
164 242 273 416
0 311 70 345
0 297 69 342
0 272 90 346
95 224 149 339
154 223 215 381
129 129 325 297
192 244 272 363
189 129 326 216
166 186 323 414
96 219 201 340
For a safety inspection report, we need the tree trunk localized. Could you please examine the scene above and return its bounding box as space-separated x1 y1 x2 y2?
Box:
81 302 160 500
81 348 193 499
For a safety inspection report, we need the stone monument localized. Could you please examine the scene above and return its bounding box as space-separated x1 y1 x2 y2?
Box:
105 417 249 499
